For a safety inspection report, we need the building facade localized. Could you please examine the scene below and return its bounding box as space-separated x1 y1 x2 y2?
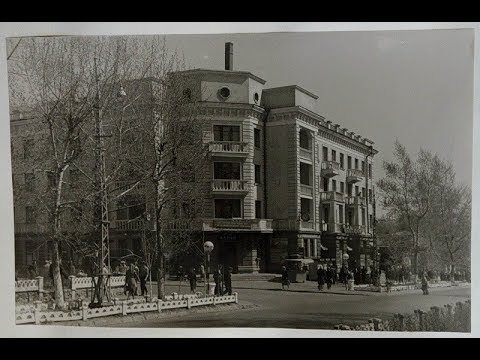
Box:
11 43 378 275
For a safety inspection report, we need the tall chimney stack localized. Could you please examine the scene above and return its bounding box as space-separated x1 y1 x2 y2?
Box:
225 42 233 71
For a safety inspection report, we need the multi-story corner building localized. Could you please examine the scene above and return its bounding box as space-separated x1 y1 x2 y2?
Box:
11 42 378 275
163 43 378 273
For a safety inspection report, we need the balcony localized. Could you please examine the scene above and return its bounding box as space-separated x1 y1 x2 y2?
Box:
322 222 345 234
272 219 319 232
209 141 249 157
320 191 345 202
299 147 313 162
321 161 340 177
344 224 367 235
299 184 313 197
346 168 364 183
14 223 49 234
211 179 249 194
345 196 366 206
110 219 144 231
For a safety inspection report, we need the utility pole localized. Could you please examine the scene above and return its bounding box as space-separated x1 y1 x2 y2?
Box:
90 56 112 307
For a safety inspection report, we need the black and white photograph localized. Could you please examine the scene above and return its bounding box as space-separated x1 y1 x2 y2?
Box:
1 24 476 335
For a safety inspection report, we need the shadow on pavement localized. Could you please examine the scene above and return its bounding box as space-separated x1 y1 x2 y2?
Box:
232 286 369 296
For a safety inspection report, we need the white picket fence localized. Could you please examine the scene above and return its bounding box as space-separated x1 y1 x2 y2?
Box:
15 293 238 325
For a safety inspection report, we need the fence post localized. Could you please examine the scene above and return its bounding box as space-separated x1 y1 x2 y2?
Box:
69 276 76 301
122 301 128 316
234 292 238 304
187 297 191 309
212 295 216 306
36 276 44 302
82 304 88 321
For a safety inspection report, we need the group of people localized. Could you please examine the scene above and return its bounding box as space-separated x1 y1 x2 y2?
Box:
176 264 233 296
121 260 150 300
316 264 338 291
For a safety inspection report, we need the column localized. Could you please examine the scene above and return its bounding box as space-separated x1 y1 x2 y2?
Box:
306 239 311 258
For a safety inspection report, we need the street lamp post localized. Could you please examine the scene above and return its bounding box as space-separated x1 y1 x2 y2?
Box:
203 241 214 296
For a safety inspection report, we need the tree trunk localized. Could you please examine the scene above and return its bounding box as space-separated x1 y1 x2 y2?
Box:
157 253 165 300
51 241 65 309
413 249 418 277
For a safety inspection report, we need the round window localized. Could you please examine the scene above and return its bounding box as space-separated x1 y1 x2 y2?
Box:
254 92 259 103
219 87 230 99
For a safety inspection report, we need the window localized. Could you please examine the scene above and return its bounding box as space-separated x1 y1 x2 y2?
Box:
340 181 345 194
254 128 261 148
219 87 230 99
355 158 359 170
348 184 353 196
340 153 344 169
183 88 192 100
71 205 83 222
347 156 352 169
300 198 312 219
362 187 366 198
361 161 365 173
339 205 344 223
116 196 145 220
214 199 241 218
23 139 34 159
213 125 240 142
181 166 195 182
182 200 195 218
299 129 311 150
322 146 328 161
47 172 57 188
25 206 35 224
255 164 261 184
214 162 241 180
369 189 373 203
323 178 329 191
332 179 337 192
300 162 312 186
331 150 336 162
369 215 373 230
25 173 34 192
255 201 262 219
355 186 360 196
362 208 366 226
369 164 373 178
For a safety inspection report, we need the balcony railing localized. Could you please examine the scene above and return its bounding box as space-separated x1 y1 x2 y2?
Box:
344 224 367 235
209 141 249 156
320 191 345 202
211 179 249 193
110 219 144 231
163 218 273 232
321 161 340 177
299 184 313 197
14 223 49 234
322 222 345 233
345 196 366 206
346 168 364 183
299 147 313 161
272 219 319 232
110 181 146 194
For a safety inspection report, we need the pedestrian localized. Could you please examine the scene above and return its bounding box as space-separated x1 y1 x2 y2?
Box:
281 266 290 290
317 264 326 291
27 260 38 279
139 262 149 296
118 260 128 275
187 267 197 293
224 267 233 295
326 265 333 290
125 263 139 300
200 264 206 282
421 273 429 295
213 266 223 295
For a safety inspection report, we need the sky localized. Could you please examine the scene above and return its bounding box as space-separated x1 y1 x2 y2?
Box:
161 29 474 189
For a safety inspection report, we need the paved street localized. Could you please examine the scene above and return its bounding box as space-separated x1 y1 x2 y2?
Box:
112 279 470 329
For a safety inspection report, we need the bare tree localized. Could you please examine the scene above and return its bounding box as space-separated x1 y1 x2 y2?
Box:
376 141 434 276
8 35 202 307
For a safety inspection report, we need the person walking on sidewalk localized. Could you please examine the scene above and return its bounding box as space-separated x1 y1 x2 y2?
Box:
187 267 197 293
326 265 333 290
224 267 233 295
317 264 326 291
139 262 149 296
213 266 223 295
281 266 290 290
421 273 429 295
